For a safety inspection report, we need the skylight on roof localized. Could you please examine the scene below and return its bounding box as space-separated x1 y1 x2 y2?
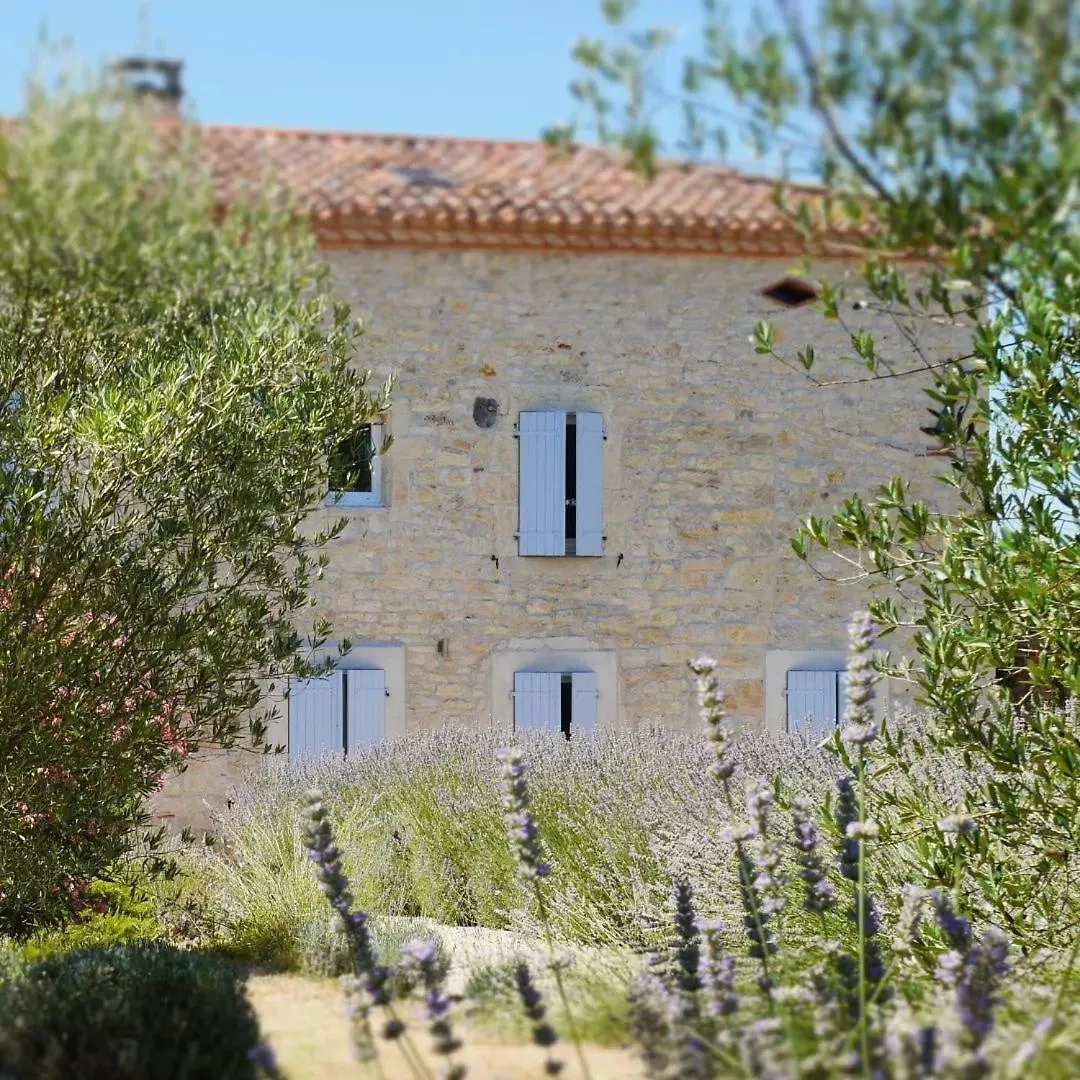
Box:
388 165 457 189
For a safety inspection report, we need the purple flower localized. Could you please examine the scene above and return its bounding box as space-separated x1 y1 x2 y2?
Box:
688 655 737 784
514 961 563 1075
497 748 552 881
930 890 973 955
671 875 701 996
954 925 1009 1052
699 920 738 1018
400 938 463 1062
790 795 836 914
840 611 879 746
747 779 787 918
246 1042 280 1077
301 789 393 1031
833 775 860 883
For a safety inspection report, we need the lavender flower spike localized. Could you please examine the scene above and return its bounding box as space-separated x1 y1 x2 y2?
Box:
747 779 787 918
688 655 737 784
790 795 836 914
301 787 394 1064
497 748 551 881
401 939 466 1077
514 961 563 1076
671 875 702 995
699 920 738 1018
955 925 1010 1055
246 1042 282 1079
841 611 879 747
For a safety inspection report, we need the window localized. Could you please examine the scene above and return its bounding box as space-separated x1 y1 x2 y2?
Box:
516 410 604 556
328 423 383 507
288 667 386 764
786 668 847 739
513 670 597 738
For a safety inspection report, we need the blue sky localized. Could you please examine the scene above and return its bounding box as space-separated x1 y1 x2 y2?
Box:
0 1 709 147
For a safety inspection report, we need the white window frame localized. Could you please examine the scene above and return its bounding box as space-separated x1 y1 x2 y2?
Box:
327 422 384 508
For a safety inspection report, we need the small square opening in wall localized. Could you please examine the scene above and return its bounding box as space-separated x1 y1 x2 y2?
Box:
327 422 385 507
762 277 818 308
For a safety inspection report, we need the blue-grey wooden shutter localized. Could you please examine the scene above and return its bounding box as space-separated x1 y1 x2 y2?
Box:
785 670 839 739
288 673 343 764
513 671 561 731
836 669 849 724
346 669 385 751
518 411 565 555
575 412 604 556
570 671 598 736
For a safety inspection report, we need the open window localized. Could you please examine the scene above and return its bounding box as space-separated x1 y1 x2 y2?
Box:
512 670 597 739
288 667 387 764
516 410 604 556
328 422 384 507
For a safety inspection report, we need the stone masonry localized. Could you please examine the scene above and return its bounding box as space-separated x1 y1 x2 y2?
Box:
155 246 960 831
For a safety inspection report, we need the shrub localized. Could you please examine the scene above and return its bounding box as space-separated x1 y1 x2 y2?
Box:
297 913 449 987
199 726 843 958
0 67 382 935
0 942 265 1080
0 943 23 987
16 879 160 963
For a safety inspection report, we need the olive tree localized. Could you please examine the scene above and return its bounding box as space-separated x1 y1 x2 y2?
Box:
560 0 1080 942
0 77 386 933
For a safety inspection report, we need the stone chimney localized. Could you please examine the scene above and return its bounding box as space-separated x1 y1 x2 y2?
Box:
112 57 184 118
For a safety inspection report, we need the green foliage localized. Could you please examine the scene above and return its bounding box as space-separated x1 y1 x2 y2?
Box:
296 912 449 987
0 942 264 1080
16 879 160 963
565 0 1080 947
0 70 386 934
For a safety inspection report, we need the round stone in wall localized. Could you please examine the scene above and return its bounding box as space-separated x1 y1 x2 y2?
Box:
473 397 499 428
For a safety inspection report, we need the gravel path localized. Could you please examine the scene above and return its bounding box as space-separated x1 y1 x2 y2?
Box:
248 971 645 1080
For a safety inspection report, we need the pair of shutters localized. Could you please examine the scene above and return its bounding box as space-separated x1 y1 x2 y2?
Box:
288 669 385 764
786 669 849 739
513 671 597 736
518 411 604 556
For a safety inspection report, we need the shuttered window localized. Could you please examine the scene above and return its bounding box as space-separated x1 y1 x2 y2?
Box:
513 669 598 739
288 668 387 763
785 669 847 739
517 410 603 556
288 674 344 764
346 669 386 751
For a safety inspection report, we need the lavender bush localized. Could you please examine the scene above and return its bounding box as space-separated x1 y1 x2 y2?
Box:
169 614 1080 1078
197 725 852 960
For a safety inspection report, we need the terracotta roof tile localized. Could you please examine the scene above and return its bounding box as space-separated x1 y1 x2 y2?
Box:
192 123 870 257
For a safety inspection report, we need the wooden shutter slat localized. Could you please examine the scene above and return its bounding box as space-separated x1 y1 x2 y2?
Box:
288 673 344 764
575 412 604 556
786 669 838 739
570 671 598 736
514 671 561 731
518 412 565 555
346 669 385 751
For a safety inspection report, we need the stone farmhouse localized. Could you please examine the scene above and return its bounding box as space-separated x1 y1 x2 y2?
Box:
155 106 955 829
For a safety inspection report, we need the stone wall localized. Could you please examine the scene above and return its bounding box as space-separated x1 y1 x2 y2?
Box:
158 246 962 830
